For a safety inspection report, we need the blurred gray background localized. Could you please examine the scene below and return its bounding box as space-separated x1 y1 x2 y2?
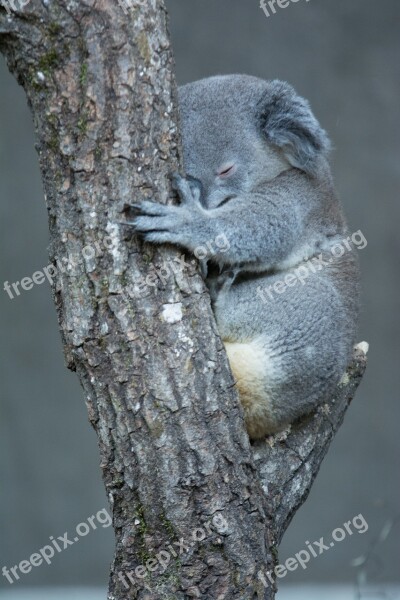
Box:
1 0 399 595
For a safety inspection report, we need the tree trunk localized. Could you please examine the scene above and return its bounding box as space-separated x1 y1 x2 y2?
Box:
0 2 366 598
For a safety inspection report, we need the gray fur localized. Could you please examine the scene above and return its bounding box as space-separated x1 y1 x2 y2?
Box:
127 74 360 438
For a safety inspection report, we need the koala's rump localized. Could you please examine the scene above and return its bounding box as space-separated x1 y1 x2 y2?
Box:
212 257 359 434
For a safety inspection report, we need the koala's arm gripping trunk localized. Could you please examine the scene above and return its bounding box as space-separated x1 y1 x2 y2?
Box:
130 177 304 268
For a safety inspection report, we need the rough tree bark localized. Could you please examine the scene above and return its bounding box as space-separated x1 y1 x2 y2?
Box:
0 1 366 598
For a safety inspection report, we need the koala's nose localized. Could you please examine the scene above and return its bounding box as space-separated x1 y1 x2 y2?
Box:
206 187 231 210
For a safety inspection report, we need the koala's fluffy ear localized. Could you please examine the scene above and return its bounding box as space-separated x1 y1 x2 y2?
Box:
258 80 331 176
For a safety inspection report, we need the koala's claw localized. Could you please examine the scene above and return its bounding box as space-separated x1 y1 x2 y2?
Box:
125 200 171 217
141 231 182 245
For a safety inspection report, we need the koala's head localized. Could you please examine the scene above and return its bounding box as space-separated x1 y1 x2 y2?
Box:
178 75 331 208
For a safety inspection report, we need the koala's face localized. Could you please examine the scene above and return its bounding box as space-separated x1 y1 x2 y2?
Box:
178 75 330 208
179 78 289 209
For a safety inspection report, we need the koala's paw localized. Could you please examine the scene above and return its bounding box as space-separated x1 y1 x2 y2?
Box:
171 172 203 208
121 174 204 246
123 200 192 246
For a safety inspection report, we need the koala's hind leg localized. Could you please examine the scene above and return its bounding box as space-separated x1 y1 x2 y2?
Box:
223 339 282 439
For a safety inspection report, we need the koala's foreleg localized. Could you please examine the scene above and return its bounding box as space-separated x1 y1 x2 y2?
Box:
125 173 300 269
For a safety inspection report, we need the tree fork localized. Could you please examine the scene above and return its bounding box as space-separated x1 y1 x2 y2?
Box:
0 2 366 598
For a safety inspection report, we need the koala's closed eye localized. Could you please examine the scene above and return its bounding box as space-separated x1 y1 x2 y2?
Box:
217 163 236 178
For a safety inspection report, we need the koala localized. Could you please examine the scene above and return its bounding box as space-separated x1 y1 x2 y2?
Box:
126 75 360 439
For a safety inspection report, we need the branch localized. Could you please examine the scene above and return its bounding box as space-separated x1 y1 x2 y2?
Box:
253 345 367 543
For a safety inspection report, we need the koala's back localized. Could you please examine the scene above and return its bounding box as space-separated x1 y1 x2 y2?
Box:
211 244 359 438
